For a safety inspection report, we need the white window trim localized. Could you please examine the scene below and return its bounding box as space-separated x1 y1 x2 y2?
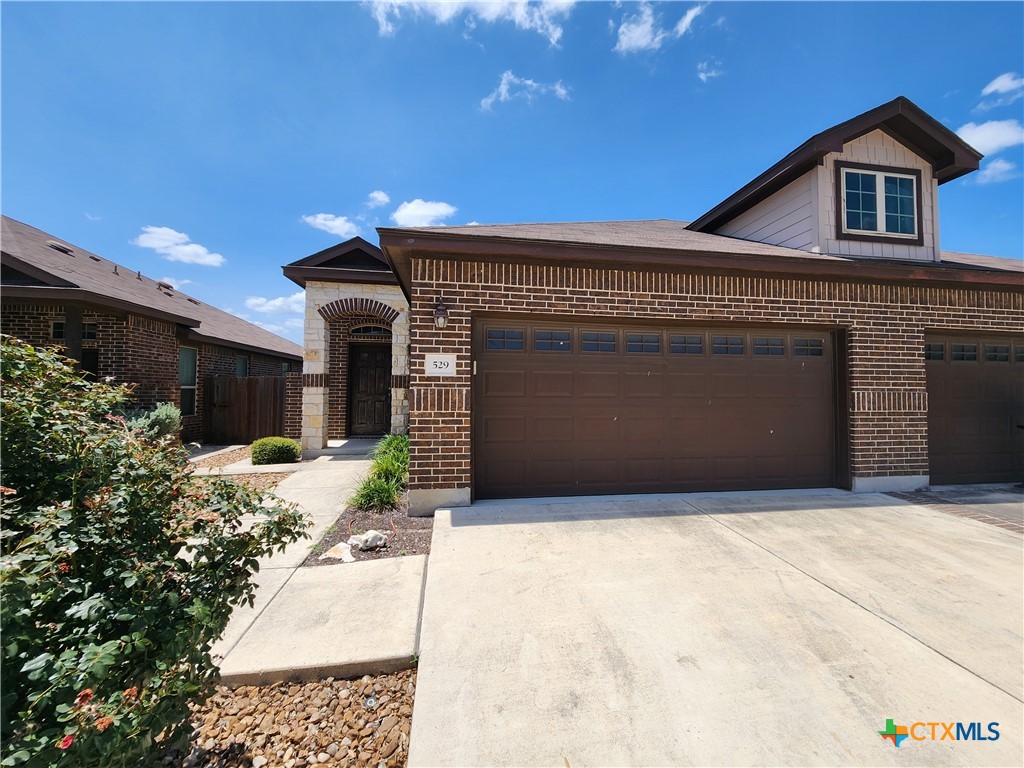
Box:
179 347 198 417
840 167 918 239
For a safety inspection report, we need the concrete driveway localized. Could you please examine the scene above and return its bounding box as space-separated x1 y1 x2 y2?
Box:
409 490 1023 767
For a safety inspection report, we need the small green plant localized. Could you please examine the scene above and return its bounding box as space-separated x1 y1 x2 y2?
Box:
0 336 309 765
350 474 403 512
250 436 301 465
121 402 182 439
351 435 409 512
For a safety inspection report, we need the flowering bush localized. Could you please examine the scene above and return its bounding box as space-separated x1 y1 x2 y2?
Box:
0 336 309 765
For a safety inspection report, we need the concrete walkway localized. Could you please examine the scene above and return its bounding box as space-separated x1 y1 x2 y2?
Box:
410 490 1023 767
200 440 427 685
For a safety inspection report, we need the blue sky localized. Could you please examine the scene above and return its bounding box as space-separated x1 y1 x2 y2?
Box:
3 1 1022 344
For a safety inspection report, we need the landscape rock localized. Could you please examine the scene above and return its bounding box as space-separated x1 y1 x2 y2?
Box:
166 669 416 767
347 530 388 551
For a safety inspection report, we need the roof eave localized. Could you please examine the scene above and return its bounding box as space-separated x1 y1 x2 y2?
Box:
281 264 399 290
377 229 1023 294
0 285 201 327
185 329 303 361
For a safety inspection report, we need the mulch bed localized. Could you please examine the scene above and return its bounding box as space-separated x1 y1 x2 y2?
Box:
191 447 253 469
303 500 432 567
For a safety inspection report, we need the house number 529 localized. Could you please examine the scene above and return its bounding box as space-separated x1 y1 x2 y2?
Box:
424 354 457 377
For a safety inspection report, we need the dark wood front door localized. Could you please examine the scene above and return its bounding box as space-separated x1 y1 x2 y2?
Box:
349 345 391 436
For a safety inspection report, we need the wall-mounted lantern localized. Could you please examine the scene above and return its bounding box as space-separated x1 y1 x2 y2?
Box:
433 300 449 329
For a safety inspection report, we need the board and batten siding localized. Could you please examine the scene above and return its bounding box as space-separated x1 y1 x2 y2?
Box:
714 129 940 262
816 128 939 262
715 170 817 251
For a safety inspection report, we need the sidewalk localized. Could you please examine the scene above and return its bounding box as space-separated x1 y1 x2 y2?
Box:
200 440 427 686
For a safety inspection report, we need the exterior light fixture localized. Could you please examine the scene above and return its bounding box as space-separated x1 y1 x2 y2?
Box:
433 300 449 329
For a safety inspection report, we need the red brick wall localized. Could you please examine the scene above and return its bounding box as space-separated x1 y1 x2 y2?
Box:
3 302 297 443
327 323 350 439
284 372 303 439
407 259 1023 493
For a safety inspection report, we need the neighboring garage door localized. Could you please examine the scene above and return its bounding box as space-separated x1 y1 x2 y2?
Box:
925 335 1024 484
473 319 836 499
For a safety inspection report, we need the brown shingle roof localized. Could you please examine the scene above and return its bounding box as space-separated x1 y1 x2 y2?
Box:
380 219 846 261
1 216 302 360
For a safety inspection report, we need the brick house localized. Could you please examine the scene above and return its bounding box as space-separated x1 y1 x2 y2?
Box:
2 216 303 442
293 97 1023 514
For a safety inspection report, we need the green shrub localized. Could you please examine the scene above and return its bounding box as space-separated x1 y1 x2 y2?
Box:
351 434 410 512
350 474 404 512
250 437 301 465
0 336 309 765
122 402 182 439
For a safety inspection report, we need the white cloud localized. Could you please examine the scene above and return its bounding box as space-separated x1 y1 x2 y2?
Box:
159 276 192 290
697 60 723 83
481 70 570 110
84 212 101 221
391 199 458 227
245 291 306 314
132 226 225 267
301 213 361 238
956 119 1024 155
368 1 576 46
674 2 706 36
976 158 1018 185
977 71 1024 111
366 190 391 208
613 1 705 54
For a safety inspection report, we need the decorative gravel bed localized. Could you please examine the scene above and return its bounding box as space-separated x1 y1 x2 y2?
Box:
167 671 416 767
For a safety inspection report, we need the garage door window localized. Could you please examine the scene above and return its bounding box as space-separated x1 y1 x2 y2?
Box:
712 335 744 355
625 333 660 353
581 331 616 352
486 328 524 350
670 334 703 355
795 338 825 357
535 330 571 352
924 342 944 361
951 343 977 362
985 344 1010 362
1016 346 1024 363
753 337 785 356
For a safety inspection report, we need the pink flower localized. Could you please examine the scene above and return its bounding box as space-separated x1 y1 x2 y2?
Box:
58 734 75 749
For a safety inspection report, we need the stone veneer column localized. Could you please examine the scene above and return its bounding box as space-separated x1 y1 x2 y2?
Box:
391 307 410 435
301 300 328 451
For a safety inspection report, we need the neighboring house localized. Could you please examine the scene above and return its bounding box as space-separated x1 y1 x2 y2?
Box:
2 216 303 442
292 96 1023 514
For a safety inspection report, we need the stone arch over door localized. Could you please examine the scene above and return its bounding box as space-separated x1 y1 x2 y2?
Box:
318 298 401 325
302 293 409 448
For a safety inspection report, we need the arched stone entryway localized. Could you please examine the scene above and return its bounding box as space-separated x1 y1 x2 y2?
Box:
301 290 409 451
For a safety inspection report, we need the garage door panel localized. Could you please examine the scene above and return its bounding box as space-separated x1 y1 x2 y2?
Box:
482 370 526 397
623 417 665 442
475 321 836 498
577 371 619 398
533 370 574 397
481 415 525 443
709 373 749 398
667 372 709 399
926 335 1024 485
623 371 665 398
533 416 573 442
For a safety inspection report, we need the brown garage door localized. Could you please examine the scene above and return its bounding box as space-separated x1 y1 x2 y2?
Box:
473 320 836 499
925 335 1024 484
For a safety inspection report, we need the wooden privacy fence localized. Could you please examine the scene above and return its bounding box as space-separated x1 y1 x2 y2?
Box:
203 376 285 444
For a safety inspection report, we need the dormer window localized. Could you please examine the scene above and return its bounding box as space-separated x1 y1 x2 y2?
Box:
836 162 923 245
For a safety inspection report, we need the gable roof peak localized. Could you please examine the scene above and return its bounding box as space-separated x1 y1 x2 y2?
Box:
689 96 982 233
